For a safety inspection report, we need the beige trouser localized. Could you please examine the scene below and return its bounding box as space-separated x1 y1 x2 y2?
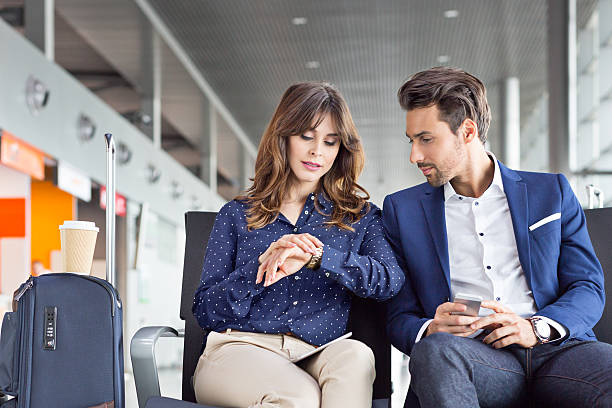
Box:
193 330 376 408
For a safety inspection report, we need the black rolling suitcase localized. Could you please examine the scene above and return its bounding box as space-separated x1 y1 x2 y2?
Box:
0 134 125 407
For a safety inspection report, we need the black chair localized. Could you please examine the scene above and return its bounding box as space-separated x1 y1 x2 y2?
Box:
584 207 612 344
131 211 393 408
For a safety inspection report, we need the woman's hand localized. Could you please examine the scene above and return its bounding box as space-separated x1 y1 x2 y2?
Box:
258 233 323 264
256 246 312 286
256 233 323 287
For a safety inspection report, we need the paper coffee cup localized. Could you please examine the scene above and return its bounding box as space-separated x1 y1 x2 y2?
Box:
59 221 99 275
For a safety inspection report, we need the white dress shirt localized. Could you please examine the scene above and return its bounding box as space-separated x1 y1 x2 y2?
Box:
415 153 566 342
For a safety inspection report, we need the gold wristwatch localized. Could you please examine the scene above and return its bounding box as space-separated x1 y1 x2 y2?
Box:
306 247 323 270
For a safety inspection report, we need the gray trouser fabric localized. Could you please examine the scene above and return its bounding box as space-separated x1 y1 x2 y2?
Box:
409 332 612 408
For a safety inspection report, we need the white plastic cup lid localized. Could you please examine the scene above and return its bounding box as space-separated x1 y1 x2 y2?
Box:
59 220 99 232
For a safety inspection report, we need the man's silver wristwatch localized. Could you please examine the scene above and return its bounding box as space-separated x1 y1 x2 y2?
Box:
527 317 552 344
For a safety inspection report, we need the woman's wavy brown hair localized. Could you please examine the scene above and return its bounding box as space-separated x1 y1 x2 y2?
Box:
239 81 370 231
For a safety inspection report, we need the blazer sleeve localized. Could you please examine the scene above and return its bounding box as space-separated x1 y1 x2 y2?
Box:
383 195 432 355
535 174 605 340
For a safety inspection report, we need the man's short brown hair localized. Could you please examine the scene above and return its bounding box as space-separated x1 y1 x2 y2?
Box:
398 67 491 143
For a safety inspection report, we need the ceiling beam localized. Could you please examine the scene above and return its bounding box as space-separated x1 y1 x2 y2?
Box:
132 0 257 159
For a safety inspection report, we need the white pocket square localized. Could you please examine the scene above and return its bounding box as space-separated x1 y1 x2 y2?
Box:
529 213 561 231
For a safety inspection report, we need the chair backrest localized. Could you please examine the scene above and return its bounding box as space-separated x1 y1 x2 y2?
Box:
180 212 216 403
179 211 392 403
584 207 612 344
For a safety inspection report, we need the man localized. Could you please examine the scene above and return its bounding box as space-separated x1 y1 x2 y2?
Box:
383 66 612 408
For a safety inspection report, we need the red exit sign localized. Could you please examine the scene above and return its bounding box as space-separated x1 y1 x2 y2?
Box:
100 186 127 217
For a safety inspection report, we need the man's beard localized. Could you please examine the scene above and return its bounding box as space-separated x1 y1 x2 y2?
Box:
418 163 450 187
420 137 464 187
428 166 450 187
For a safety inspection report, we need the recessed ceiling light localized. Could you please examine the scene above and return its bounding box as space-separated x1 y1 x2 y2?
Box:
292 17 308 25
305 61 320 69
444 10 459 18
437 55 451 64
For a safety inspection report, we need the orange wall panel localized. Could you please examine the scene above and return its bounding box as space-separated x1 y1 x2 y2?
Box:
31 181 75 269
0 199 26 237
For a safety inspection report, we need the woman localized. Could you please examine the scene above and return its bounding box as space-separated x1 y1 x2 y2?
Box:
192 82 405 408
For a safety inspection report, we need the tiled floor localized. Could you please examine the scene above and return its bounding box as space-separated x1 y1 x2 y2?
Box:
125 350 411 408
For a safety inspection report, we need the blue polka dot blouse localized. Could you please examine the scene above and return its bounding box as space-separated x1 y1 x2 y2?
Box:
192 192 405 346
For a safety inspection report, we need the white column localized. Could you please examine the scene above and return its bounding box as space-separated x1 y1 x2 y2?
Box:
200 102 217 193
24 0 54 61
502 77 521 169
547 0 577 174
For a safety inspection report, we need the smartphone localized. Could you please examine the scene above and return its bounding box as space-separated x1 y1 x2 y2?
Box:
451 293 483 316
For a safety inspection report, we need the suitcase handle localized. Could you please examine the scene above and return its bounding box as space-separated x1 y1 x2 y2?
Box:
104 133 116 287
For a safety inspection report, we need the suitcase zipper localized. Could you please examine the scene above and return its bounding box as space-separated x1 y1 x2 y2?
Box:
15 275 119 316
12 279 33 407
76 274 120 317
17 279 34 408
72 274 123 407
13 280 33 304
36 274 119 317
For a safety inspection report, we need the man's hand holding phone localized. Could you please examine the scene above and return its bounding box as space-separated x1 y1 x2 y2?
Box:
425 294 482 337
426 295 540 348
470 300 538 349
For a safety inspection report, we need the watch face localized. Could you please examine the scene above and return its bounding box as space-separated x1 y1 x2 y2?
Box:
534 319 551 339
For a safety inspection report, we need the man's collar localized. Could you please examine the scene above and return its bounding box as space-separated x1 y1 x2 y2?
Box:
489 152 505 193
443 180 457 202
443 151 504 202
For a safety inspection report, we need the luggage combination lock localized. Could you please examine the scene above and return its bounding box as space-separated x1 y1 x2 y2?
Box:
43 306 57 350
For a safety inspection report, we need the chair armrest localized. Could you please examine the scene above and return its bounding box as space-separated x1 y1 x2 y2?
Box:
131 326 184 408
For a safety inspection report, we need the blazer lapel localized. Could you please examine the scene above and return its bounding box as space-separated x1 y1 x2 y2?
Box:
420 186 451 291
499 162 533 288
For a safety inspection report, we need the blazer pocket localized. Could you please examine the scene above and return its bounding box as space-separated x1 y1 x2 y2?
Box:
530 222 561 241
530 217 561 241
529 213 561 232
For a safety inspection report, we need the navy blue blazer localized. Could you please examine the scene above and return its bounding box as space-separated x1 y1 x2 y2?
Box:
383 161 605 356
